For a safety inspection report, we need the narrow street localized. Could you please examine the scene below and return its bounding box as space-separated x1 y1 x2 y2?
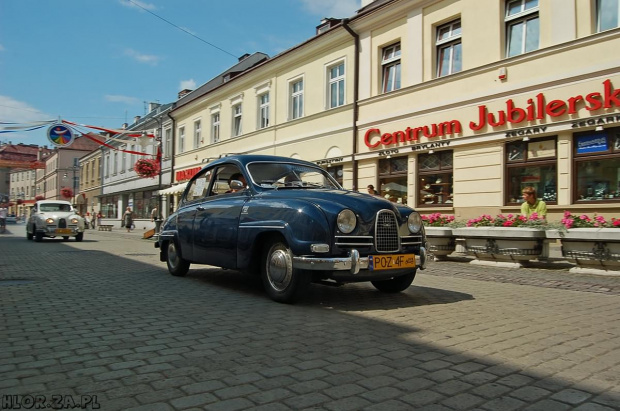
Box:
1 224 619 410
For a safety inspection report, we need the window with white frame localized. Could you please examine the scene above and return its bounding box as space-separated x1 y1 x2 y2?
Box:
436 20 462 77
382 43 401 93
258 93 270 128
178 126 185 153
211 113 220 143
328 62 345 108
121 147 126 172
113 151 118 175
598 0 620 32
194 120 201 148
232 104 243 137
164 128 171 157
291 79 304 119
505 0 539 57
130 144 136 167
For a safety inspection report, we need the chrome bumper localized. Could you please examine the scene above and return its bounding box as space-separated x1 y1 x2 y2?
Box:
292 247 429 275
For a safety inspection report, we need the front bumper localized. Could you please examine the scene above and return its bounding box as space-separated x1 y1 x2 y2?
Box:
292 247 430 275
38 227 81 236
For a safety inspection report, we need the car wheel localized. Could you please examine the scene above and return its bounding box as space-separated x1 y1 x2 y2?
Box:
75 233 84 242
26 230 33 240
62 236 69 241
371 271 416 293
261 240 310 303
166 240 189 276
34 231 43 242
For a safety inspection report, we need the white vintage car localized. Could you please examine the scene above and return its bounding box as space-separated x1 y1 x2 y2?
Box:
27 200 85 242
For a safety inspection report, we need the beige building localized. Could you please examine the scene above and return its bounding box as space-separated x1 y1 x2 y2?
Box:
168 0 620 221
79 147 103 216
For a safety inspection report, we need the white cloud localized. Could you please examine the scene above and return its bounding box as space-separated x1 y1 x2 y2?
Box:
0 96 54 145
299 0 359 18
119 0 157 11
124 48 161 65
179 79 196 91
104 95 140 105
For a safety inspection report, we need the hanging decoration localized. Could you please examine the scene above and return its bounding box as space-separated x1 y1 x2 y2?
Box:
35 195 45 201
47 123 75 147
16 199 23 205
134 158 160 179
60 187 74 199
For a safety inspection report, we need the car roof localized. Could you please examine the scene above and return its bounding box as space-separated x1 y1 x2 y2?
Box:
203 154 318 171
36 200 73 205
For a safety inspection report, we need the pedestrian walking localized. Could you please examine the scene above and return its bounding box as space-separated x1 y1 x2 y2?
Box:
96 211 102 228
122 207 134 233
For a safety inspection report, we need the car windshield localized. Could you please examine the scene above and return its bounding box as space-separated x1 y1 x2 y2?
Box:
248 162 342 190
40 204 72 212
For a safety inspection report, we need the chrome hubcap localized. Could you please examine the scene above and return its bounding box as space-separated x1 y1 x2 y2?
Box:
168 243 178 268
267 248 292 291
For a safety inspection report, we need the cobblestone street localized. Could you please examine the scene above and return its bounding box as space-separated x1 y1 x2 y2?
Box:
1 224 619 410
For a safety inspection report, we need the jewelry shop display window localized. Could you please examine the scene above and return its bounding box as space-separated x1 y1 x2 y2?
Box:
506 137 557 205
379 156 408 205
573 128 620 203
418 151 453 207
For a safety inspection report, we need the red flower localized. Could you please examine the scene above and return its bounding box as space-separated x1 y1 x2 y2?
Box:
60 187 73 198
133 158 160 178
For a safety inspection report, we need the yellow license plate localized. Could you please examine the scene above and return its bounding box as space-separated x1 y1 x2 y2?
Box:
55 228 73 234
369 254 417 271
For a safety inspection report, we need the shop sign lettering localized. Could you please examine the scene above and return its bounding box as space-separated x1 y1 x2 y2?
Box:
505 126 547 138
571 115 620 128
410 141 451 151
316 157 343 165
175 166 201 182
366 79 620 148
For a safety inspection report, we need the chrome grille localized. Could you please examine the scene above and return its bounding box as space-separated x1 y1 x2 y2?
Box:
59 218 67 228
375 210 400 253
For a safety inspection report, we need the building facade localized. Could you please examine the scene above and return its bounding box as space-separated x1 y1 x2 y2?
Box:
166 0 620 221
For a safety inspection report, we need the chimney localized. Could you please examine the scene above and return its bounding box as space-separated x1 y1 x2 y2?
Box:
178 89 193 99
134 115 141 124
148 102 161 112
238 53 250 62
121 123 128 130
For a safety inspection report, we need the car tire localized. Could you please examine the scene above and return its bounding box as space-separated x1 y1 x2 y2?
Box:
166 240 189 276
62 236 69 241
34 231 43 242
26 230 33 240
75 233 84 242
261 240 310 304
371 271 416 293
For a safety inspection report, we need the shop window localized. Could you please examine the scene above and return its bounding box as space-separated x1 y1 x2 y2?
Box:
379 156 408 205
505 137 557 205
325 165 343 187
418 151 453 207
573 129 620 203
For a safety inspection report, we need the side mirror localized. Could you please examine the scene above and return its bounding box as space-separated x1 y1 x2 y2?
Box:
229 180 245 190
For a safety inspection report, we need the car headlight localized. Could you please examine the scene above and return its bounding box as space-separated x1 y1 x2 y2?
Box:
408 212 422 233
337 209 356 234
71 218 79 224
45 218 54 224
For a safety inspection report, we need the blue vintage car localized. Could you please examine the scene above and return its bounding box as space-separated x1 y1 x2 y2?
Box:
156 155 430 303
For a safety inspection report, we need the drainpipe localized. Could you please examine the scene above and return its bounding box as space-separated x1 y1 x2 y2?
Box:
166 110 176 213
342 18 359 191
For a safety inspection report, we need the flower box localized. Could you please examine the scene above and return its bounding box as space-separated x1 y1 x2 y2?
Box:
546 228 620 274
424 227 456 260
453 227 547 267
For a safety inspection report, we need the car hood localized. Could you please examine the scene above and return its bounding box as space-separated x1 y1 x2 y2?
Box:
255 188 412 220
37 211 81 219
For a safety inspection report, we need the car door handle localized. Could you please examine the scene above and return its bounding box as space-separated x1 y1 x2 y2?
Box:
197 206 205 211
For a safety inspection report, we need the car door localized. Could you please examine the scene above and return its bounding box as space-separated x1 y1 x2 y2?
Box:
192 165 249 269
176 168 213 262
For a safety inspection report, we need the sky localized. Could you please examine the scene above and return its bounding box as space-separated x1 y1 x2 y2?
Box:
0 0 361 147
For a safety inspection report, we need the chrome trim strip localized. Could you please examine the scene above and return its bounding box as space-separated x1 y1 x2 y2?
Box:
293 248 426 274
239 225 285 229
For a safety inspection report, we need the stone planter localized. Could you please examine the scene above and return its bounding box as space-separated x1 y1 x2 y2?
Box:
546 228 620 275
424 227 456 260
452 227 547 267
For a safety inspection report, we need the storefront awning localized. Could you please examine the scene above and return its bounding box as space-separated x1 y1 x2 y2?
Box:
157 182 188 195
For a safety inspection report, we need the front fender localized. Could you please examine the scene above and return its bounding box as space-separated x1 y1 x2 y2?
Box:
237 199 331 269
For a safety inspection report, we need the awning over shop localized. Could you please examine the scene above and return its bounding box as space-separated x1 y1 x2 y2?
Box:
157 182 188 195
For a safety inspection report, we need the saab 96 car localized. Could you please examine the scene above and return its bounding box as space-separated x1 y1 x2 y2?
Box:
27 200 85 242
155 155 429 303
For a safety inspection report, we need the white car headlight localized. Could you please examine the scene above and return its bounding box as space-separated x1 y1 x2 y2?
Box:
45 218 54 224
71 218 79 224
408 212 422 233
337 209 357 234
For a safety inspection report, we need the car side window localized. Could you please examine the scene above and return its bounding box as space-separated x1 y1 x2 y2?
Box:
184 169 213 203
210 166 244 196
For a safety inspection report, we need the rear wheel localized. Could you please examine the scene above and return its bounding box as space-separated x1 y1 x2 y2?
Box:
371 271 416 293
261 240 310 303
166 241 189 276
34 231 43 242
